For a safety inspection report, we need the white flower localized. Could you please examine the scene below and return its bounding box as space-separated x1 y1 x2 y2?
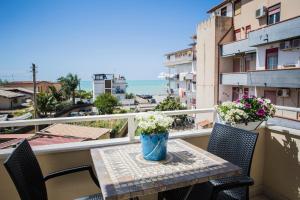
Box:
135 112 174 134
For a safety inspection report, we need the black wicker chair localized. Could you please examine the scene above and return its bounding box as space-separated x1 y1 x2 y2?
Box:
4 139 103 200
159 123 258 200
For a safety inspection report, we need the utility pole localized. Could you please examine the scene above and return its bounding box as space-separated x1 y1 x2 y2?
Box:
31 63 38 132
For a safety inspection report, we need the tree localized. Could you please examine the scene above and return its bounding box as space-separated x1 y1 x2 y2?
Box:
57 73 80 105
76 90 92 100
94 93 119 114
155 96 187 128
0 79 8 85
125 93 134 99
37 92 56 117
48 85 63 102
155 96 186 111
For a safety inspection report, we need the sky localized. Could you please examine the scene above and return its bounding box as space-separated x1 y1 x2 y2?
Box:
0 0 222 81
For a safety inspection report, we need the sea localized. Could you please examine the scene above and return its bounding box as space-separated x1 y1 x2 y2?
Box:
79 80 168 96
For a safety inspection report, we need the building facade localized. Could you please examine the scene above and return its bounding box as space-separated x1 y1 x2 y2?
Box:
92 74 127 102
164 40 197 109
196 0 300 120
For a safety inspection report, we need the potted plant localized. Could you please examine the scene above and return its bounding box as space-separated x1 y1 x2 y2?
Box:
135 112 174 161
216 95 276 131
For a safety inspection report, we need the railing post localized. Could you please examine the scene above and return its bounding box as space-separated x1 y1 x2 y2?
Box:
128 116 136 142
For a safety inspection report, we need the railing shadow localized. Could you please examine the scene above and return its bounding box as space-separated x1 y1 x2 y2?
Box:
264 128 300 199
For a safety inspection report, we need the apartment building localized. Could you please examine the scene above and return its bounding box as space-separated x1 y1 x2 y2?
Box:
196 0 300 119
92 74 127 102
164 39 197 108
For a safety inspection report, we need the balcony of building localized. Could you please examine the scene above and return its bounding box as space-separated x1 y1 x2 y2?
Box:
164 51 194 67
220 68 300 88
248 16 300 47
0 107 299 200
221 39 256 57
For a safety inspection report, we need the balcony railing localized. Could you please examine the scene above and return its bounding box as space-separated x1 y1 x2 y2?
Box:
0 108 215 156
221 39 256 57
164 56 193 67
220 72 248 86
220 68 300 88
248 16 300 47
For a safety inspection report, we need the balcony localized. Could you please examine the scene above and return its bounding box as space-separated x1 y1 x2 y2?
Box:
220 72 248 86
221 39 256 57
0 107 299 200
248 16 300 47
220 68 300 88
164 56 193 67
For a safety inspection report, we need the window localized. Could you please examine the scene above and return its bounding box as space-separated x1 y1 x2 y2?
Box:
268 4 280 25
234 0 241 15
266 48 278 70
221 7 227 16
245 25 251 38
234 29 241 41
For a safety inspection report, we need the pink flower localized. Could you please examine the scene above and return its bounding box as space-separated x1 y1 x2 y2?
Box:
258 99 264 104
242 95 248 99
256 109 265 116
244 103 251 109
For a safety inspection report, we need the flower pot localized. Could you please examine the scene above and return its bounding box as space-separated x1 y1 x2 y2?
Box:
140 132 169 161
216 113 262 131
233 121 263 131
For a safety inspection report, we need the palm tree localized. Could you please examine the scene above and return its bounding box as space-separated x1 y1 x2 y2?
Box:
48 85 63 102
37 92 56 117
57 73 80 105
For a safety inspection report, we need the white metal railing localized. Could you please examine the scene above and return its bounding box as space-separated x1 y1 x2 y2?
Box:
0 108 215 141
275 105 300 113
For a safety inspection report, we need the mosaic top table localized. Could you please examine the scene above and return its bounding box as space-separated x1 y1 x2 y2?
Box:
90 139 241 200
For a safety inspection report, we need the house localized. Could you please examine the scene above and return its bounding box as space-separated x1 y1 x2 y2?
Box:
196 0 300 120
92 74 128 102
164 36 197 109
2 81 61 93
0 90 25 110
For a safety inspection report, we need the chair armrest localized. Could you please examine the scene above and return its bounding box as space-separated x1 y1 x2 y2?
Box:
212 176 254 192
44 165 100 188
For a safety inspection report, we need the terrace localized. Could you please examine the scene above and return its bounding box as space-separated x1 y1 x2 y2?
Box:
0 107 299 200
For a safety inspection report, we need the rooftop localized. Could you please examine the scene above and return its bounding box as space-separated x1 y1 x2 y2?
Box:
40 123 111 140
207 0 230 13
0 89 25 98
0 87 34 94
28 134 84 146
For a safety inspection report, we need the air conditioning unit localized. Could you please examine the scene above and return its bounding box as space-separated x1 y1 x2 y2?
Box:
277 89 290 97
280 41 292 51
292 38 300 49
255 7 266 18
283 64 296 68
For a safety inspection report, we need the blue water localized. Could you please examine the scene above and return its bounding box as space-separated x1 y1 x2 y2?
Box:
79 80 168 95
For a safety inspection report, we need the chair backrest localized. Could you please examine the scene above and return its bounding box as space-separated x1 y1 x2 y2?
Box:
4 139 47 200
208 123 258 177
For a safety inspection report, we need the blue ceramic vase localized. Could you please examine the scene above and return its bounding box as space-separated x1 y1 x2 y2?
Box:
140 132 169 161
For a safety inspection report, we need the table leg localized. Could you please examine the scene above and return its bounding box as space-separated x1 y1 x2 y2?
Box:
183 185 194 200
